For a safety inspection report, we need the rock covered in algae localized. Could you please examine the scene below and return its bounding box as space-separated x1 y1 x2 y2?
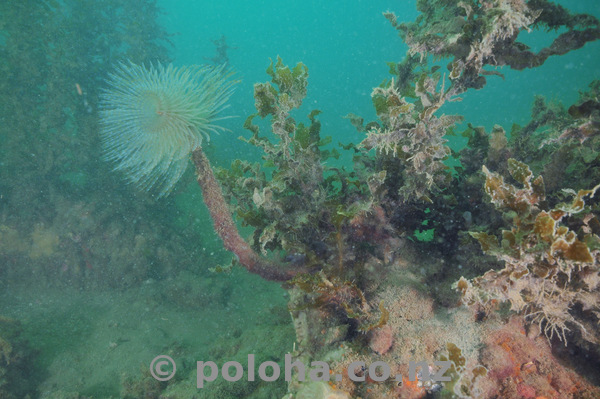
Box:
290 381 350 399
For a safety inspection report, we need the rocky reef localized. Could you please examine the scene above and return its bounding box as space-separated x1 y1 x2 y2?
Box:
1 0 600 398
210 1 600 398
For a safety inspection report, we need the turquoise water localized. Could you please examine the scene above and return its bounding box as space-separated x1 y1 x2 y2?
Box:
161 0 600 152
157 0 410 170
1 1 600 398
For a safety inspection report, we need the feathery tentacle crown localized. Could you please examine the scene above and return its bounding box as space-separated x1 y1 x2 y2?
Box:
99 62 236 196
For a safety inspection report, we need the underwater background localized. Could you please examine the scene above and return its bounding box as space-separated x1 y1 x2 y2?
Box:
1 0 600 398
